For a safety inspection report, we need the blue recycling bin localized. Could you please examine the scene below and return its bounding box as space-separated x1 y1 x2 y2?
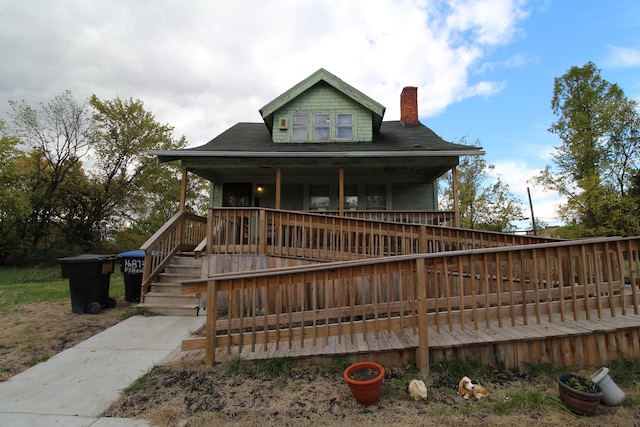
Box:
59 254 117 314
118 250 145 302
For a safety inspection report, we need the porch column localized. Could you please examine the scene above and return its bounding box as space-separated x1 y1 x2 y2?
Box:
452 165 460 228
338 166 344 216
179 167 188 212
206 183 214 255
275 167 282 210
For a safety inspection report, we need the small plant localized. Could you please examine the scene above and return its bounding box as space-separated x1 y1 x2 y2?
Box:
121 306 160 319
123 368 160 394
430 357 487 384
607 357 640 387
222 354 244 376
255 357 291 379
563 375 599 393
491 388 547 415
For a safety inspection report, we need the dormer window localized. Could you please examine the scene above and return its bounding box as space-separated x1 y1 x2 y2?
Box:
314 114 330 140
287 112 355 142
292 114 308 141
337 114 353 139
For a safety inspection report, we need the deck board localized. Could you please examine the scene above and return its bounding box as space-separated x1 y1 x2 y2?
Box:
167 310 640 368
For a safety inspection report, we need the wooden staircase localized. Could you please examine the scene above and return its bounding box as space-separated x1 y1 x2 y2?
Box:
139 254 202 316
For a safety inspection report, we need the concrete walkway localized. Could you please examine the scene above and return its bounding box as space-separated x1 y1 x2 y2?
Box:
0 315 204 426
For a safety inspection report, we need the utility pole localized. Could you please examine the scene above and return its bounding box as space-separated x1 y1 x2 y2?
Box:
527 187 537 236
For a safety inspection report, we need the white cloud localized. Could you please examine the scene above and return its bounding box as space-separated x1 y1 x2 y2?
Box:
0 0 530 144
605 45 640 69
491 159 564 224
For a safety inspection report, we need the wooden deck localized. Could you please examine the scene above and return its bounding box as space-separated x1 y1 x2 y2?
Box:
163 307 640 369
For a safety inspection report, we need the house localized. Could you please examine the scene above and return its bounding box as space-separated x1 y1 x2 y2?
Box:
151 68 483 218
141 70 640 373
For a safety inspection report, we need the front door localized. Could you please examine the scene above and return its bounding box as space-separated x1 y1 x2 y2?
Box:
222 183 253 207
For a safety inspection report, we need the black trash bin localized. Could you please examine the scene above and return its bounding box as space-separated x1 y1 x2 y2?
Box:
59 254 117 314
118 250 145 303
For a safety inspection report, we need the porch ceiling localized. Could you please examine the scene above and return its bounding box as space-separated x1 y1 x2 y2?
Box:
181 155 457 183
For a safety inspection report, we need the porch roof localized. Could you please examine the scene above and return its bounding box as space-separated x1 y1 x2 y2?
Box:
151 120 483 182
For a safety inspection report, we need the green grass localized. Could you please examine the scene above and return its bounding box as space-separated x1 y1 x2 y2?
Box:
0 265 125 315
0 265 62 284
255 357 291 379
490 388 549 415
123 368 161 394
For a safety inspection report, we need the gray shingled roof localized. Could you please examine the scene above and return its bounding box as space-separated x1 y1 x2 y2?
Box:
152 121 483 162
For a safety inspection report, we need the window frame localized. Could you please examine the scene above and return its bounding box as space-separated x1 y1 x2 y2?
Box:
313 113 331 140
291 113 308 141
336 113 353 140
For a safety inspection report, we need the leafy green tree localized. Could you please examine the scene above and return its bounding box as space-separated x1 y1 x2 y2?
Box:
440 139 524 232
0 121 33 264
3 92 208 264
535 62 640 236
89 95 208 250
8 91 98 253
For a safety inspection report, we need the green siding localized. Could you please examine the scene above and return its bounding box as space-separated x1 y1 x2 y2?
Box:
214 179 437 210
272 85 373 143
392 182 437 210
280 184 304 210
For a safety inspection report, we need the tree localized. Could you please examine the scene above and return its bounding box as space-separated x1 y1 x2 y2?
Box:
535 62 640 237
89 95 208 250
8 91 98 252
440 138 524 232
3 92 208 264
0 121 32 264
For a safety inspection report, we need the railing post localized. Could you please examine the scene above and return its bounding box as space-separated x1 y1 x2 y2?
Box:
140 250 152 301
206 207 214 255
416 257 430 375
419 225 428 254
206 280 217 366
258 209 267 255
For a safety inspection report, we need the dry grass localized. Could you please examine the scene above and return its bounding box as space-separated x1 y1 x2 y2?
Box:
2 299 640 426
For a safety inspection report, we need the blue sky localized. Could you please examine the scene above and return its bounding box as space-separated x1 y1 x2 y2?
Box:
1 0 639 228
428 1 640 227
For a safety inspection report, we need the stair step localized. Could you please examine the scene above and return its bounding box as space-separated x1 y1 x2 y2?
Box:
149 282 184 294
138 303 201 316
141 254 203 316
158 273 201 282
164 264 200 275
171 256 201 266
144 292 200 306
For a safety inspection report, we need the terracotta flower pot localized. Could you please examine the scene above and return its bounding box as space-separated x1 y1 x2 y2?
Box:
343 361 385 406
557 374 603 415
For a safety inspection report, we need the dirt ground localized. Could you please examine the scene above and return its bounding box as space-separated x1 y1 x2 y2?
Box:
3 301 640 426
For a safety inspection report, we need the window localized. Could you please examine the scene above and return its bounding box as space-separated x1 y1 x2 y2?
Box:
292 114 308 141
344 184 358 210
309 185 330 210
365 184 386 210
314 114 330 140
337 114 353 139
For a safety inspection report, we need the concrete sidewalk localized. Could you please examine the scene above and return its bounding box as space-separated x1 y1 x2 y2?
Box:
0 315 204 426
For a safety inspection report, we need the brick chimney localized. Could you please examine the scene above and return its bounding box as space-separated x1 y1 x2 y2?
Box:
400 86 419 126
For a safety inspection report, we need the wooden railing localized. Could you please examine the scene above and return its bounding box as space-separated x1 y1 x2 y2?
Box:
315 210 456 226
207 208 556 260
182 236 640 374
140 211 207 294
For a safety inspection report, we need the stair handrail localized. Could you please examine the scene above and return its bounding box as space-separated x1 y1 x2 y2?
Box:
140 211 207 295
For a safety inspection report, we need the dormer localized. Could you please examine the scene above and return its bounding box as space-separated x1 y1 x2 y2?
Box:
259 69 386 143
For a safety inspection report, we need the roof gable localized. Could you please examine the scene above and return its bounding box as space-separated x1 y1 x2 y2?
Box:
259 68 386 133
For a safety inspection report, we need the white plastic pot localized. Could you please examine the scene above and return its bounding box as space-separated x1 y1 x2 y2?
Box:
590 367 626 406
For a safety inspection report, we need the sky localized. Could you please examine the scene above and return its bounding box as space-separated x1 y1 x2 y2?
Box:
1 0 639 229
